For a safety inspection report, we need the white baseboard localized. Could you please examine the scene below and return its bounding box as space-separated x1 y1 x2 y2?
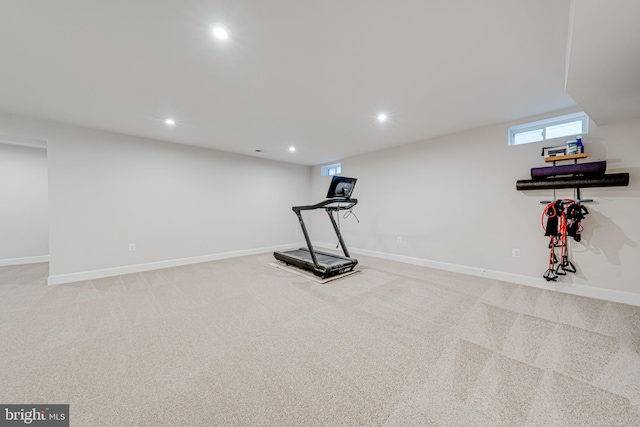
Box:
0 255 49 267
313 242 640 307
45 241 640 306
47 243 302 286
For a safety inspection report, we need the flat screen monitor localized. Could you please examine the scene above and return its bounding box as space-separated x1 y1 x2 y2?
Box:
326 176 357 199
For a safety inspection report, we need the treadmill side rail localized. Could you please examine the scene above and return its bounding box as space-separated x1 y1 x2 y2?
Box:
292 197 358 214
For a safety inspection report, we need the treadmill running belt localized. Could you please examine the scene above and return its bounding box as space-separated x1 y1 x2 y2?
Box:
273 248 358 278
280 249 355 268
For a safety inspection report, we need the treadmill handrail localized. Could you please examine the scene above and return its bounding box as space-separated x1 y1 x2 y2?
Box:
292 197 358 213
290 197 357 270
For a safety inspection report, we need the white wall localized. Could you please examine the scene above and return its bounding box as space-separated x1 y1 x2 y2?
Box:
3 111 638 299
0 114 309 282
312 112 640 299
0 142 48 263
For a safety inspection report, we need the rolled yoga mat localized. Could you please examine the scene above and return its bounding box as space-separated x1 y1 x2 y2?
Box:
531 160 607 180
516 173 629 191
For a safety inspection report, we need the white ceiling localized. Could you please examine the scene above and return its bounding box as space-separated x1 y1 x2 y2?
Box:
0 0 635 165
564 0 640 126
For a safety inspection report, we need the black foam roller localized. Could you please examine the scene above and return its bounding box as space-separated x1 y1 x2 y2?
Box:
516 173 629 191
531 161 606 179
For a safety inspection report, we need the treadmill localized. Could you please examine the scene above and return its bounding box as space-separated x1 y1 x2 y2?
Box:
274 176 358 279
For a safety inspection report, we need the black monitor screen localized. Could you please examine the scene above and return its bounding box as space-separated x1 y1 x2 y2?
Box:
326 176 357 199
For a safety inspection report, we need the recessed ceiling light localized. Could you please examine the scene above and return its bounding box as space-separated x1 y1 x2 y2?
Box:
289 146 296 152
165 118 176 126
212 24 231 40
377 113 388 123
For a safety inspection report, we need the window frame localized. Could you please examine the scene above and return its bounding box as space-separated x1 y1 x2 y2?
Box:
320 163 342 177
508 112 589 146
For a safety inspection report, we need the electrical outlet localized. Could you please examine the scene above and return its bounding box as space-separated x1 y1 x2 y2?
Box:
397 236 403 243
512 248 520 258
128 243 136 251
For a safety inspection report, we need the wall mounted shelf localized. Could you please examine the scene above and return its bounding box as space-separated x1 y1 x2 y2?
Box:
544 153 588 163
516 152 629 198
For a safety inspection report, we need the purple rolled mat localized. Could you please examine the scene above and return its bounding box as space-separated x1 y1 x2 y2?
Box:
531 161 606 179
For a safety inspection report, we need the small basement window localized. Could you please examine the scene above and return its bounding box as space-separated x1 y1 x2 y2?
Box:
321 163 342 176
508 112 589 146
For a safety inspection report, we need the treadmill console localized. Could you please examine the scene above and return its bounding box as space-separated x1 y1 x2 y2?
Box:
326 176 357 199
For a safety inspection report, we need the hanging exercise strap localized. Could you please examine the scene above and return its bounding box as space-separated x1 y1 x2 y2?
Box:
542 201 562 281
556 203 576 275
565 201 589 242
542 200 563 237
541 199 586 281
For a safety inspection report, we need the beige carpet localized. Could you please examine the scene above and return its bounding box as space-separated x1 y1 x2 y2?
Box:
1 253 639 426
